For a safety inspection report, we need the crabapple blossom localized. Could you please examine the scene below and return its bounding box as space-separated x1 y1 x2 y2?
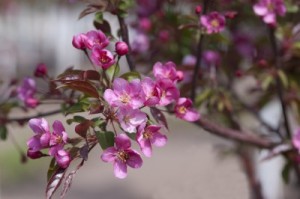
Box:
101 134 143 179
34 63 48 77
137 123 167 157
72 33 87 49
153 61 179 82
84 30 109 50
175 98 200 122
27 118 51 152
117 106 147 133
52 148 71 169
49 120 68 156
203 50 221 67
17 77 38 108
90 48 115 70
115 41 129 56
253 0 286 25
200 12 226 34
104 78 145 109
141 77 160 106
156 78 180 106
131 32 149 53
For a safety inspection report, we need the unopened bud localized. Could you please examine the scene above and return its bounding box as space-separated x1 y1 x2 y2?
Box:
115 41 129 56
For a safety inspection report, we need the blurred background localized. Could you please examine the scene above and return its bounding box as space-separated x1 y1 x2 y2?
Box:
0 0 294 198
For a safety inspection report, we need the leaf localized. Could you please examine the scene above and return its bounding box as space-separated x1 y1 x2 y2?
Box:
94 20 112 36
261 75 274 90
75 120 91 138
125 132 136 141
67 115 87 125
278 70 288 88
57 69 83 81
83 70 101 81
120 71 141 81
94 131 115 150
150 107 169 130
0 125 7 140
105 64 120 81
78 2 108 20
260 144 292 161
62 81 99 98
195 88 212 107
281 161 291 184
46 167 66 199
79 144 89 161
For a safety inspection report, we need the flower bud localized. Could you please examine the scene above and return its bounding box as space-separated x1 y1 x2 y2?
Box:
115 41 129 56
27 149 44 159
34 63 48 77
195 5 202 14
72 33 87 49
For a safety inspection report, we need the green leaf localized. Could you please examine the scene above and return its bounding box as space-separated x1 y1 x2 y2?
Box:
278 70 288 88
195 88 212 107
94 131 115 150
281 161 291 184
261 75 274 90
91 117 106 129
0 126 7 140
125 132 136 141
94 12 103 23
120 72 141 81
106 64 120 82
67 115 87 125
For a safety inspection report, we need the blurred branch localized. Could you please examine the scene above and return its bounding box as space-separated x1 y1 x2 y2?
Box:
117 15 136 72
191 0 209 102
7 109 62 123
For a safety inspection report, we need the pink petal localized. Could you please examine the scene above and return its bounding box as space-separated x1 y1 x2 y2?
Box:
127 150 143 168
29 118 49 134
263 13 276 24
114 159 127 179
139 139 152 157
182 109 200 122
52 120 65 136
27 136 42 152
101 147 117 162
40 132 51 147
115 134 131 150
151 132 167 147
253 4 268 16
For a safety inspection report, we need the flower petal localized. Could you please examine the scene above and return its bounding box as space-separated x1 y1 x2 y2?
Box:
29 118 49 134
127 150 143 168
152 132 167 147
114 159 127 179
115 134 131 150
101 147 117 162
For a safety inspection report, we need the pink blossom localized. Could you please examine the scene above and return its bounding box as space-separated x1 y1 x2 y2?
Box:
139 18 152 32
104 78 145 109
17 77 38 108
157 78 180 106
141 77 160 106
72 33 87 50
27 149 44 159
84 30 109 50
203 50 221 66
195 5 202 15
153 61 179 82
182 55 196 66
90 48 115 70
34 63 48 78
115 41 129 56
53 149 71 169
137 123 167 157
27 118 51 152
253 0 286 25
117 106 147 133
49 121 68 156
101 134 143 179
175 98 200 122
131 33 149 53
200 12 226 34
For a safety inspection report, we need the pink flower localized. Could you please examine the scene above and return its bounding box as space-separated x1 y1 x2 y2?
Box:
84 30 109 50
141 77 160 106
104 78 145 109
200 12 226 34
49 121 68 156
293 129 300 151
27 149 44 159
117 106 147 133
17 77 38 108
101 134 143 179
137 123 167 157
34 63 48 78
53 149 71 169
115 41 129 56
90 48 115 70
27 118 51 152
153 61 178 82
203 50 221 66
175 98 200 122
156 78 180 106
72 33 87 50
253 0 286 25
139 18 152 32
131 33 149 53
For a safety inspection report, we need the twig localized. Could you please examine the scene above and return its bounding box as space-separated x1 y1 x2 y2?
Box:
117 15 136 72
7 109 62 123
191 0 209 102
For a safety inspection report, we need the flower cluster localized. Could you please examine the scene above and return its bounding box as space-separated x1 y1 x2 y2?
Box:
72 30 128 69
27 118 70 168
101 61 200 178
17 77 39 108
253 0 286 26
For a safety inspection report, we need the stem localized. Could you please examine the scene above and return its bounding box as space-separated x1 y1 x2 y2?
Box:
7 109 62 123
117 15 136 72
191 0 209 102
195 117 277 149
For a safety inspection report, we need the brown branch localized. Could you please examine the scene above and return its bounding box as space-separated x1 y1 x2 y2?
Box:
195 117 277 149
7 109 62 123
117 15 136 72
190 0 209 102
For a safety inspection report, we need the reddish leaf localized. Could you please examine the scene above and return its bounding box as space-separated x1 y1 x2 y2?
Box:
75 120 92 138
57 69 83 81
46 167 66 199
150 107 169 130
62 81 99 98
78 2 108 20
83 70 100 81
94 20 112 35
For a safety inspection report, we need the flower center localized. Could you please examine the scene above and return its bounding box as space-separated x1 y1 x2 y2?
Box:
99 51 111 64
211 19 220 28
117 150 129 163
55 135 63 144
120 93 131 104
178 106 187 114
143 130 152 139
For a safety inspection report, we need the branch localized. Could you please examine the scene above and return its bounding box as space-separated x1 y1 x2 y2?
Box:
7 109 62 123
117 15 136 72
191 0 209 102
195 117 277 149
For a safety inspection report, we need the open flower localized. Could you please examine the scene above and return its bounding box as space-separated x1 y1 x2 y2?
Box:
49 121 68 156
137 123 167 157
117 106 147 133
52 148 71 169
101 134 143 179
153 61 179 82
141 77 160 106
175 98 200 122
253 0 286 25
91 48 115 70
27 118 51 152
84 30 109 50
104 78 145 109
200 12 226 34
17 77 38 108
156 78 180 106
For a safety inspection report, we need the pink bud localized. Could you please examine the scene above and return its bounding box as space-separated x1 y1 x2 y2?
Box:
72 33 87 50
34 63 48 77
195 5 202 14
115 41 129 56
176 71 184 82
159 30 170 42
235 70 243 78
27 149 44 159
